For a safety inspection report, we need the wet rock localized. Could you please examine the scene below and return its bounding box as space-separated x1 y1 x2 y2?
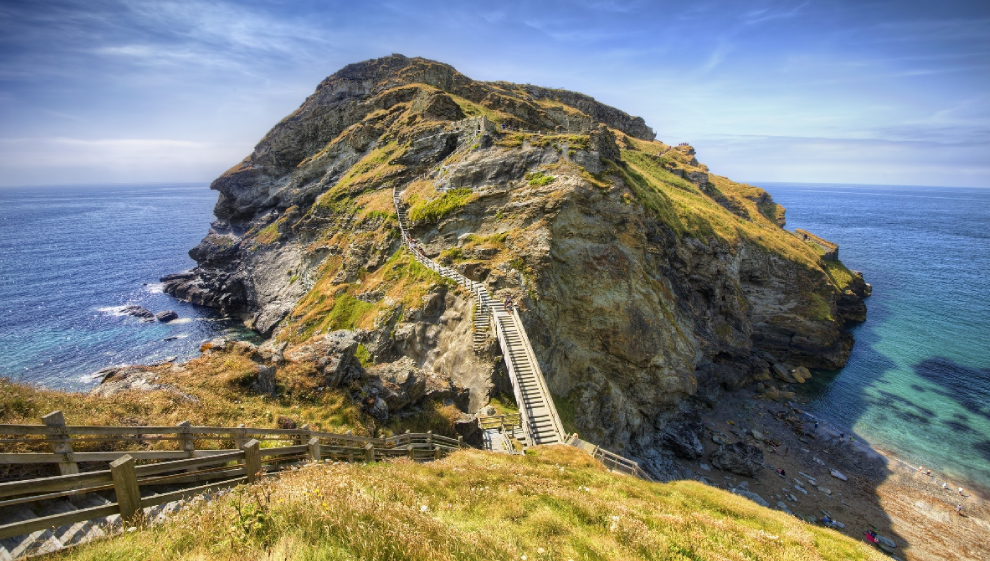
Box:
121 305 155 322
710 442 765 477
660 421 705 459
155 310 179 323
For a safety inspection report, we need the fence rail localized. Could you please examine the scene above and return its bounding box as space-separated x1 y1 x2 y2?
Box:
477 414 522 431
0 413 471 546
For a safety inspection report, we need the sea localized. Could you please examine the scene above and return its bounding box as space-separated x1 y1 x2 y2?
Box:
0 182 988 491
0 183 256 391
760 182 990 494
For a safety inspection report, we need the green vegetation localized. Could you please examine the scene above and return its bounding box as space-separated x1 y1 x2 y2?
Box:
50 446 884 561
525 170 555 186
824 259 856 291
551 391 579 435
354 343 372 367
408 187 475 223
805 292 834 321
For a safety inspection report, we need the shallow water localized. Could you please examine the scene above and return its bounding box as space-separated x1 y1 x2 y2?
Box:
760 182 990 492
0 183 255 391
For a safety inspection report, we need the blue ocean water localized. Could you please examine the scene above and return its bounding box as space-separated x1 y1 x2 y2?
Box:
760 183 990 492
0 183 254 391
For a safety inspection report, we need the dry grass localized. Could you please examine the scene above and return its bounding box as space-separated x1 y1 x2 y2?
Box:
0 348 367 443
50 446 885 561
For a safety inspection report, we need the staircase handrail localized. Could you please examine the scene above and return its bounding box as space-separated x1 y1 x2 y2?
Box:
510 307 566 442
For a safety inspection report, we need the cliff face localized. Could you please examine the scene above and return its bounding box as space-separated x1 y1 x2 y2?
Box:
164 54 868 453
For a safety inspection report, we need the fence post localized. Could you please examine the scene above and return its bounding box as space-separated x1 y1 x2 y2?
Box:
434 445 441 461
233 424 247 450
407 444 415 460
177 421 195 458
427 430 433 446
243 439 261 483
457 435 463 448
308 437 321 462
295 424 311 446
364 443 374 463
42 411 78 476
110 455 140 523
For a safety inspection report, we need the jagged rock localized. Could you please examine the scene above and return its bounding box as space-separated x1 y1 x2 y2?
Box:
155 310 179 323
121 305 155 322
363 396 388 423
365 357 427 411
792 366 811 383
710 442 764 477
830 468 848 481
90 365 196 401
776 500 793 515
156 54 868 452
660 421 705 459
772 363 796 384
286 330 363 388
732 488 770 507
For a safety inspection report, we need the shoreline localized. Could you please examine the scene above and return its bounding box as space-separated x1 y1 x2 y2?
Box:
685 387 990 561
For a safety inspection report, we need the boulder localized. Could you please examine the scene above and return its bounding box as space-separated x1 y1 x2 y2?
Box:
254 365 277 396
710 442 764 477
772 363 796 384
89 365 195 401
660 421 705 459
155 310 179 323
368 357 427 411
121 305 155 322
792 366 812 383
285 330 363 388
363 396 388 423
455 412 481 446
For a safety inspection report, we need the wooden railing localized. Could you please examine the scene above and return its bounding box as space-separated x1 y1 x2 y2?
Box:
565 435 653 482
0 413 464 475
0 415 469 544
477 414 522 431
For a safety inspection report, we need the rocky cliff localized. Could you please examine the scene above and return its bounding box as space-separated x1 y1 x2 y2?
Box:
164 54 868 459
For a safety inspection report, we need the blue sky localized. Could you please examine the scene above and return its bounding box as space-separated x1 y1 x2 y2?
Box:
0 0 987 187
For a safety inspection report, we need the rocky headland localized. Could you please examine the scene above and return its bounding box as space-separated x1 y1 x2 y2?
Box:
161 54 871 466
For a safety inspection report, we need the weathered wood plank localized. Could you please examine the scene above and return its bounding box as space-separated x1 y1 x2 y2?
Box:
110 455 140 522
139 477 246 509
0 502 119 540
134 450 244 477
0 470 113 499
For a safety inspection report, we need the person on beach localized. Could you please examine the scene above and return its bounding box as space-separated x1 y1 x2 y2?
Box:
918 465 924 475
959 487 964 496
943 482 949 490
957 504 963 516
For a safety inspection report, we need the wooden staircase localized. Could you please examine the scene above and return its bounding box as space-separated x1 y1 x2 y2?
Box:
393 185 567 448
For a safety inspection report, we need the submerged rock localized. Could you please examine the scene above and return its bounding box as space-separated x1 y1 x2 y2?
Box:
120 305 155 322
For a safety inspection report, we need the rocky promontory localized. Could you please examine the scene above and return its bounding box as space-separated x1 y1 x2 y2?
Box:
163 54 869 460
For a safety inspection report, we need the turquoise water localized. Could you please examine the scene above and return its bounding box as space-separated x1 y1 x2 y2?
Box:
0 184 255 391
761 183 990 492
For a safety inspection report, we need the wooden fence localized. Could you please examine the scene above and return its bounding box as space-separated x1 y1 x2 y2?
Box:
565 435 654 482
476 414 522 432
0 412 467 542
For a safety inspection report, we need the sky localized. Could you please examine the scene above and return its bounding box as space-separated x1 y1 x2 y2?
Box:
0 0 988 188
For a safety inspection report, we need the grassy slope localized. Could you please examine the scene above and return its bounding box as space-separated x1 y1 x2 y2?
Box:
49 446 884 561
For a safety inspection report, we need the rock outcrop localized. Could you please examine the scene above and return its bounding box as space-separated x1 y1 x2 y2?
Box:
162 54 868 454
